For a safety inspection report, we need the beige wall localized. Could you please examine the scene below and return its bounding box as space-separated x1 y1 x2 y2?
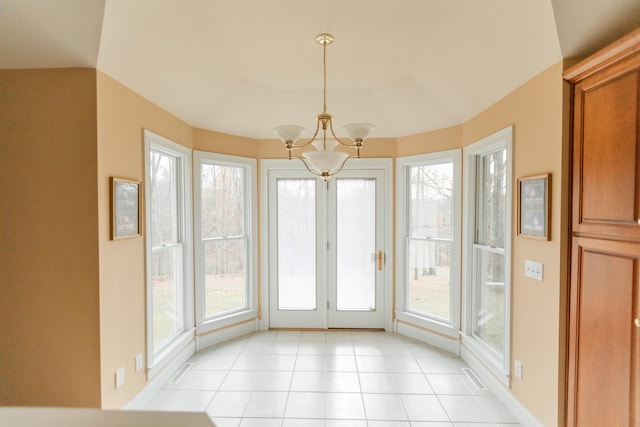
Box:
96 72 193 408
0 69 102 407
0 63 568 423
397 125 463 156
462 61 566 426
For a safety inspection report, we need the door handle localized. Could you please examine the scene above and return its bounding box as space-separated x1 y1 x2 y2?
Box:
377 250 384 271
635 318 640 328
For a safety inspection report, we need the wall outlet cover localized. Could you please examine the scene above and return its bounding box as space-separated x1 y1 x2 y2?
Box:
115 367 125 389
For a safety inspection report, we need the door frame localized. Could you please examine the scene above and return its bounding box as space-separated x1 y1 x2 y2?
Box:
259 158 394 331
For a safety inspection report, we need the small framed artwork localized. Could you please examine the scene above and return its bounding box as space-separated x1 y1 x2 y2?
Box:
110 177 142 240
518 173 551 240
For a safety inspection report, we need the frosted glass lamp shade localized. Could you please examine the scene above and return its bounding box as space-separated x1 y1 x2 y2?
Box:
343 123 375 141
303 150 349 174
274 125 305 143
311 138 339 151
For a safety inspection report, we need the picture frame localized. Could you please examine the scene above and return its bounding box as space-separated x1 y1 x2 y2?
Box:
517 173 550 240
110 177 142 240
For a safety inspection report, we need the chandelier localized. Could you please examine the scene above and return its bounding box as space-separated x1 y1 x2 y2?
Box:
273 33 375 181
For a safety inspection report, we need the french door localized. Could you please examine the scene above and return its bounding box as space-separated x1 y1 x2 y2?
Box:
266 167 387 329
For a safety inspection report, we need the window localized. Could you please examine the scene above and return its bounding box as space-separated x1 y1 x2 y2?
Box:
396 150 461 334
462 126 512 384
194 151 257 331
144 130 193 375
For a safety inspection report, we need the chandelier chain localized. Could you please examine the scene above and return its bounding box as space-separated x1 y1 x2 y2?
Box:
323 40 327 113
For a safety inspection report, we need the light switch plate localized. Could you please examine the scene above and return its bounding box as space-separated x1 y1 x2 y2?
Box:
524 259 543 281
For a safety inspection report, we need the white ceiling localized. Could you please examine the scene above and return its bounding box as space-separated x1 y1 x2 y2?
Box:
1 0 639 139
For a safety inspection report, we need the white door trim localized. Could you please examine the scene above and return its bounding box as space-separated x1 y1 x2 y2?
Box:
260 158 393 331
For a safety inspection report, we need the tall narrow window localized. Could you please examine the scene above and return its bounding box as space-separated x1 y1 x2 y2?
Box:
463 126 512 383
144 131 193 374
194 152 257 330
474 148 507 355
396 150 461 336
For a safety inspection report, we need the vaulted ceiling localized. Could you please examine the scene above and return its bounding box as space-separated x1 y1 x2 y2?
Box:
1 0 638 139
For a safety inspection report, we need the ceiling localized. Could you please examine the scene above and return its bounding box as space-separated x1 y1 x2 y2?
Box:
1 0 638 139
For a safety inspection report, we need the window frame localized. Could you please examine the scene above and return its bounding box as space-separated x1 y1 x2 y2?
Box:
395 149 462 339
144 130 194 379
193 151 258 334
462 126 513 386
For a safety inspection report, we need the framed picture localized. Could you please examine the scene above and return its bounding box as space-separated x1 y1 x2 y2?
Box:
110 177 142 240
517 173 550 240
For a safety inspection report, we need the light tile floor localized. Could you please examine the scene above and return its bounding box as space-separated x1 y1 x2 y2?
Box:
142 331 521 427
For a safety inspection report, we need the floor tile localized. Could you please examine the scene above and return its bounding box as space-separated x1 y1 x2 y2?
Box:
426 374 472 395
475 396 521 423
137 331 519 427
363 393 408 420
206 391 252 417
290 371 326 392
324 420 367 427
385 356 422 373
355 355 388 372
399 394 449 422
358 372 395 393
391 373 434 394
209 417 241 427
325 393 366 419
438 395 492 423
239 418 283 427
282 418 324 426
243 391 288 418
325 372 360 392
285 392 325 418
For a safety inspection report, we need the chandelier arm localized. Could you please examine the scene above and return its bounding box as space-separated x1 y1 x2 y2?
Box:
328 120 357 147
329 153 354 177
290 154 324 178
288 120 321 150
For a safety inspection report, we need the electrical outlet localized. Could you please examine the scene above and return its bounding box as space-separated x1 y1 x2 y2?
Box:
515 360 523 379
115 367 125 389
524 259 543 281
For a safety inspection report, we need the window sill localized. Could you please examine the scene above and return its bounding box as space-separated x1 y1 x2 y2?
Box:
395 310 459 339
196 309 258 336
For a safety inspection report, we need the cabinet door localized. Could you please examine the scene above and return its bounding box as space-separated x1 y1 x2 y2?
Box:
567 237 640 427
571 50 640 240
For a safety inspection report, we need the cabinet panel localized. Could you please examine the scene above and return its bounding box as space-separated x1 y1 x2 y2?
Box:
571 50 640 240
567 237 640 427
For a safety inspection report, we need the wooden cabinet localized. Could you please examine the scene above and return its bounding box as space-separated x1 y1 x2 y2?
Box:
565 28 640 427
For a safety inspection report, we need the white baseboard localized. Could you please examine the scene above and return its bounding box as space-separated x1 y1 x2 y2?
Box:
460 345 543 427
196 319 257 350
397 321 460 355
124 340 196 410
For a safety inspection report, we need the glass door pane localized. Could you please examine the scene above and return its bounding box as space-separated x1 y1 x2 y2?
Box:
336 178 376 310
277 178 317 310
328 170 385 329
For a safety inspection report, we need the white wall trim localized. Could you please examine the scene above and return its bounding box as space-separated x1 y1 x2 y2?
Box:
124 338 196 410
397 319 460 355
461 344 543 427
196 317 258 350
259 158 394 331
